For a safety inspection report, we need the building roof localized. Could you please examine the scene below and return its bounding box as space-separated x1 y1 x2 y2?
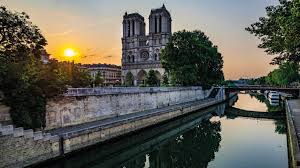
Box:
83 63 121 69
150 4 171 17
123 12 144 21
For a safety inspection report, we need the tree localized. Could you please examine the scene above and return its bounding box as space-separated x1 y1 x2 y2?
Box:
161 30 224 86
69 64 92 88
0 6 92 129
162 73 169 86
0 6 46 63
94 72 104 87
145 70 159 86
265 62 299 86
125 72 134 86
246 0 300 64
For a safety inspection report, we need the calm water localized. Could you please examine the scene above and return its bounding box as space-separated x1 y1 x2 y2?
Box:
42 94 288 168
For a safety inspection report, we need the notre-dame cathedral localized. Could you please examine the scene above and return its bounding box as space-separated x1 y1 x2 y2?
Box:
121 5 172 86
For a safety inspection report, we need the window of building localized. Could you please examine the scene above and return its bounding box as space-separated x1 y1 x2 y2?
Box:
128 55 131 63
154 54 158 61
127 20 130 37
132 20 135 35
155 16 157 34
159 15 162 33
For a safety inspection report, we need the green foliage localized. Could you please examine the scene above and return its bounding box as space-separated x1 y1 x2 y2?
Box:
161 30 224 86
246 0 300 64
125 72 134 86
0 6 92 129
0 6 47 64
93 72 104 87
162 73 169 86
69 65 93 88
265 62 299 86
145 70 160 86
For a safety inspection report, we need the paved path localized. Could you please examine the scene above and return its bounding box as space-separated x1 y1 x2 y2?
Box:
48 98 220 137
286 99 300 167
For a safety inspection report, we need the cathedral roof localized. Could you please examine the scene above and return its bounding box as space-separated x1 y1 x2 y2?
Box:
150 4 171 17
123 12 144 20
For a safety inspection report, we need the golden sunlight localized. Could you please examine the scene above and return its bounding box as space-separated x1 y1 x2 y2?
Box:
64 48 77 57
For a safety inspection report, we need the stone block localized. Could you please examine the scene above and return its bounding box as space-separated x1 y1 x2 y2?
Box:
1 125 13 135
24 129 34 138
13 127 24 137
33 131 43 140
43 133 52 141
49 135 59 142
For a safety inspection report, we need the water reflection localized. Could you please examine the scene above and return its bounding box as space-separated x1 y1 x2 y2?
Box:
42 106 224 168
250 93 283 112
40 95 288 168
233 93 268 112
122 120 221 168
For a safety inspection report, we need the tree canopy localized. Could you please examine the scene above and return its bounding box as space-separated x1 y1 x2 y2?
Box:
93 72 104 87
246 0 300 64
0 6 92 129
161 30 224 86
265 62 299 86
145 70 160 86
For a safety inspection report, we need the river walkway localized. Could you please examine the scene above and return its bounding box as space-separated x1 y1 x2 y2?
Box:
48 97 220 137
286 99 300 168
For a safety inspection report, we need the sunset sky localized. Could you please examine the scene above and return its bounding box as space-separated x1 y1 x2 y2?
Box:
2 0 279 80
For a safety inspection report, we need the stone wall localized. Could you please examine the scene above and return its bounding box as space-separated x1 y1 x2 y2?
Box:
46 87 210 130
0 103 10 123
62 92 224 154
0 91 11 123
0 124 60 168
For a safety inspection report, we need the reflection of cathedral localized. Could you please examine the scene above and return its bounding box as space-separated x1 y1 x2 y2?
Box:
121 5 172 86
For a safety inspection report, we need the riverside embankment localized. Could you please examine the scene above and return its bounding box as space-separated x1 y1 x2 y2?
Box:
285 99 300 168
0 87 233 168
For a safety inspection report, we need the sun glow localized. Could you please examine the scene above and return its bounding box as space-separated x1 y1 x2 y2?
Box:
64 48 78 57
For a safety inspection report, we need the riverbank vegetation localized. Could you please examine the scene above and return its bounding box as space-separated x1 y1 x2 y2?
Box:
0 6 91 129
161 30 224 86
246 0 300 86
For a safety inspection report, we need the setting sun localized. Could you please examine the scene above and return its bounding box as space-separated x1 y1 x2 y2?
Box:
64 48 77 57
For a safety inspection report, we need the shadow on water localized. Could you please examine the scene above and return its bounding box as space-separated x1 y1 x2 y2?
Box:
40 105 225 168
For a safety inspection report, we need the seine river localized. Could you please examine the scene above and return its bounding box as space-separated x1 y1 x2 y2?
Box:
41 93 288 168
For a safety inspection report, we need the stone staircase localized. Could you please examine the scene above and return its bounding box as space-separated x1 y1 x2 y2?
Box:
0 124 60 168
0 124 57 140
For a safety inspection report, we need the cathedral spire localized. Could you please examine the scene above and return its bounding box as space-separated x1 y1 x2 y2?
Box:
162 4 166 9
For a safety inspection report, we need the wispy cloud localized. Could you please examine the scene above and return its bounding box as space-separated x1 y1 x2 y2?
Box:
104 55 113 58
48 29 73 37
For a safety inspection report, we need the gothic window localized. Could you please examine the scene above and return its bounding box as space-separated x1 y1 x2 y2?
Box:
132 20 135 35
141 51 149 61
154 54 158 61
159 15 162 33
128 55 131 63
132 55 135 63
127 20 130 37
155 16 157 34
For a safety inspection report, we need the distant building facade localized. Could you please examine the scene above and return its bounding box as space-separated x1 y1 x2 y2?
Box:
84 64 121 86
121 4 172 86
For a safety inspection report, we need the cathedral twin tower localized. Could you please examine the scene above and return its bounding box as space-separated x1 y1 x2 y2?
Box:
121 5 172 86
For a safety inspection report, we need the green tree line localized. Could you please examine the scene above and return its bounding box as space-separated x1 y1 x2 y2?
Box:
246 0 300 86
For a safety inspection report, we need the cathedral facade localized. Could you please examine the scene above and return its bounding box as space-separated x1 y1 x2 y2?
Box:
121 5 172 86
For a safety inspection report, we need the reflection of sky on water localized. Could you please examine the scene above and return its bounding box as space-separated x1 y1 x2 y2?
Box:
208 116 288 168
233 94 268 112
39 95 288 168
